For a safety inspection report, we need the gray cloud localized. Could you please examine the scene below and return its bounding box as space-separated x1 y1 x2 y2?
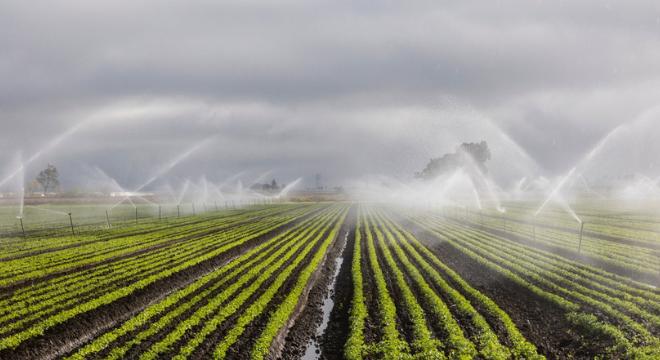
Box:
1 0 660 190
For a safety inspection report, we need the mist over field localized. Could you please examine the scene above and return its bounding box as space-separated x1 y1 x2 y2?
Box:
1 2 660 360
2 1 660 193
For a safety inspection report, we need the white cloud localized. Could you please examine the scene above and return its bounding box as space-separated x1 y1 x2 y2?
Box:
1 0 660 189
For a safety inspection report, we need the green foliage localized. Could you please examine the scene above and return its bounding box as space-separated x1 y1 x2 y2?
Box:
410 210 660 359
66 207 332 359
344 207 368 360
363 212 411 359
35 163 59 193
0 204 323 352
375 212 513 360
4 203 659 359
250 209 348 360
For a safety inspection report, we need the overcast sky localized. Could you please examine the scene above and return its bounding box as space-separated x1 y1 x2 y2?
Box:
2 0 660 190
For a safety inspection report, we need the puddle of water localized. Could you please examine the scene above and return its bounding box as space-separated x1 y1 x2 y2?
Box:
302 232 348 360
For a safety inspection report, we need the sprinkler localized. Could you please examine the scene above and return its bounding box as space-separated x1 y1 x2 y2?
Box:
105 210 111 229
68 212 75 236
192 202 196 216
578 221 585 254
135 207 139 225
203 203 207 212
532 223 536 241
158 205 162 220
214 201 218 211
177 205 181 218
17 216 25 238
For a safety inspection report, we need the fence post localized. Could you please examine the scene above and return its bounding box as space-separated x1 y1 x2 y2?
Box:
18 217 25 237
68 212 75 236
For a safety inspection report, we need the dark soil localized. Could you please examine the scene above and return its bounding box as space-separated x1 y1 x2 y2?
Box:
385 231 483 348
455 218 660 287
400 220 590 360
318 223 356 360
279 205 356 360
357 226 383 348
0 209 319 360
370 228 417 346
108 231 297 359
478 212 660 250
206 222 332 360
278 226 347 359
0 206 307 297
0 236 243 337
128 210 332 360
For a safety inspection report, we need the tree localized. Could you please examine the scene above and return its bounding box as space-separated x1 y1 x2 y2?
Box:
270 179 278 190
36 164 60 194
415 141 491 180
458 141 491 173
27 180 41 194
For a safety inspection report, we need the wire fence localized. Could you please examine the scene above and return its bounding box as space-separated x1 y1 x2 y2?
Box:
0 201 240 238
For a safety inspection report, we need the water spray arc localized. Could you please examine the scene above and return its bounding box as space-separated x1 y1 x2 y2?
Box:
534 123 628 224
0 121 87 189
274 178 302 199
109 138 214 211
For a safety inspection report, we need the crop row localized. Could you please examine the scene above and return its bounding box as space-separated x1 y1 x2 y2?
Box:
0 205 312 306
345 205 541 360
449 208 659 278
408 210 660 358
0 205 286 258
0 207 307 342
0 205 308 287
483 203 660 246
0 205 314 315
0 204 325 351
62 204 348 359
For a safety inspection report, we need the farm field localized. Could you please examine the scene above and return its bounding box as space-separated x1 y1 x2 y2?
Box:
0 202 215 237
0 202 658 359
